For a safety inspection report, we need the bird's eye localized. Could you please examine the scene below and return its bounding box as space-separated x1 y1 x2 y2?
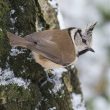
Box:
82 39 87 44
33 41 37 44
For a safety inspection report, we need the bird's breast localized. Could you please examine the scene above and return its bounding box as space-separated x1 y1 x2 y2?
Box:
32 52 63 69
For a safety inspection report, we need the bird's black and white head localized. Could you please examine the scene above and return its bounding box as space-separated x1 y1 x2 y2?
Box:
70 22 97 56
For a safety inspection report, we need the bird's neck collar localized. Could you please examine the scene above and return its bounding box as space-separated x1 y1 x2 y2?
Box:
77 49 88 57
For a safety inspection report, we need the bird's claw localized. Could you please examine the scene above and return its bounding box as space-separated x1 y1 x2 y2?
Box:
39 70 55 87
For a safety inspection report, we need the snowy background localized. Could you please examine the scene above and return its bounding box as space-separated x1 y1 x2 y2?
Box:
0 0 110 110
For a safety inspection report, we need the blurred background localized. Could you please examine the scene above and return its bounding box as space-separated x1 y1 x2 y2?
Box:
53 0 110 110
0 0 110 110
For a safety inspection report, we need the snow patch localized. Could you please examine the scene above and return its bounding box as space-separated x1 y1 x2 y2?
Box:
51 74 63 93
53 68 67 78
51 68 67 93
0 68 30 89
10 48 26 56
48 107 56 110
71 93 86 110
19 6 24 12
48 0 58 9
10 16 17 24
10 9 15 15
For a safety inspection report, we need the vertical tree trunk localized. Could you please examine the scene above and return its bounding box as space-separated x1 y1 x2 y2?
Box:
0 0 86 110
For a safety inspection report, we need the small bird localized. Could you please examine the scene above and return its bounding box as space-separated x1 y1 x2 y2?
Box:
7 22 96 70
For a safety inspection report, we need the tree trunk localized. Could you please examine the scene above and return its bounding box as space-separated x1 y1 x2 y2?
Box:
0 0 85 110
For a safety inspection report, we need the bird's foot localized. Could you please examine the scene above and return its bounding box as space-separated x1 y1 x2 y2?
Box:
39 69 55 87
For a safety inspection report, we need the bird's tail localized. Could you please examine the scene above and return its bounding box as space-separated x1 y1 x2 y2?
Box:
7 32 30 48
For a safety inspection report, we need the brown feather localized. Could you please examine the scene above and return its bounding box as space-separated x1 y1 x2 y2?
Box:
25 29 76 65
7 29 76 68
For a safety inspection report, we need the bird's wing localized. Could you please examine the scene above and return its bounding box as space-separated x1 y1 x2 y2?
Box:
24 34 64 65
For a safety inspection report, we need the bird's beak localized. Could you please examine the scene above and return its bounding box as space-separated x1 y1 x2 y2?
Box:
88 48 95 52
